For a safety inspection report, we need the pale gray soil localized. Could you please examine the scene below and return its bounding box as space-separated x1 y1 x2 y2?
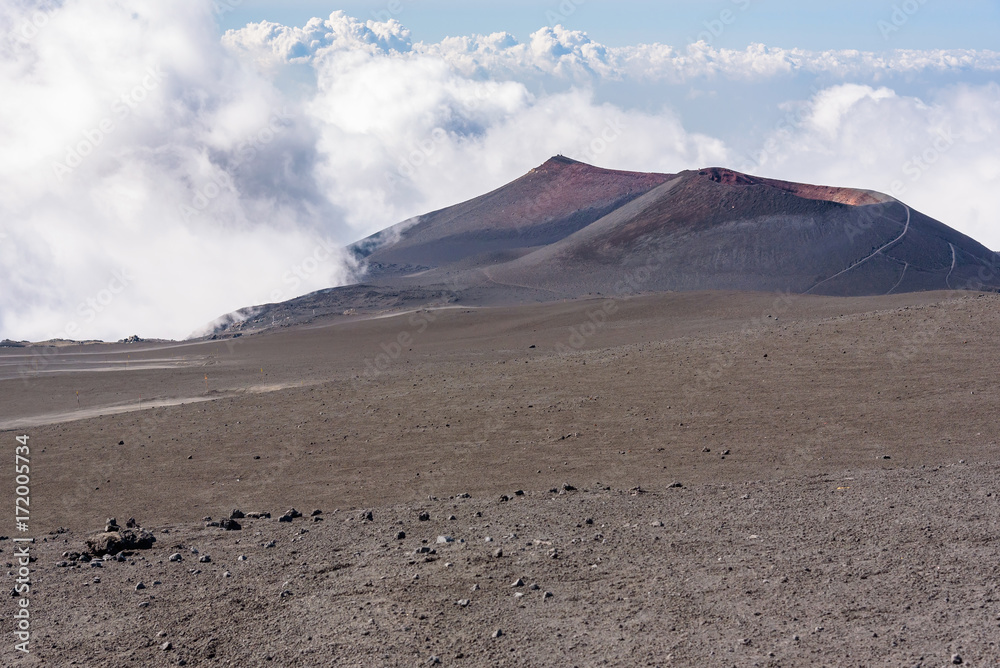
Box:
2 290 999 666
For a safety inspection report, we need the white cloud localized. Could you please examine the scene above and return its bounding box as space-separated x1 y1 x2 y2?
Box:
1 6 997 341
229 18 1000 83
745 82 1000 249
0 0 358 342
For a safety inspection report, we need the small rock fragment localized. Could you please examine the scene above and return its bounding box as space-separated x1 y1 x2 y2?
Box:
395 531 406 540
168 553 182 562
511 578 524 587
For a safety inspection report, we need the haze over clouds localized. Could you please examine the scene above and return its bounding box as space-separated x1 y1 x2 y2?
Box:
1 1 998 341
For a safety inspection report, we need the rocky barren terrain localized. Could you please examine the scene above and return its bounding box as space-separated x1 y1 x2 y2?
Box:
3 289 1000 665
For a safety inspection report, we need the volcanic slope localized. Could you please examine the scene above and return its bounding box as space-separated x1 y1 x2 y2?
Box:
214 158 998 335
353 155 673 276
365 159 997 297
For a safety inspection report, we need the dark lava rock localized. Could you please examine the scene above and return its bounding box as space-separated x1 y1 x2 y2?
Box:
85 529 155 557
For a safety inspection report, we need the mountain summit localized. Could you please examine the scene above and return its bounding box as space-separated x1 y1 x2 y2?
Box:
213 158 999 335
355 158 996 297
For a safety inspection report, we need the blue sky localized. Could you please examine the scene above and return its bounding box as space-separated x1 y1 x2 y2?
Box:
219 0 1000 50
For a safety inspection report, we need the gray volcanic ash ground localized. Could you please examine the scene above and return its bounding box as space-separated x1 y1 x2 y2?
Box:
3 290 1000 666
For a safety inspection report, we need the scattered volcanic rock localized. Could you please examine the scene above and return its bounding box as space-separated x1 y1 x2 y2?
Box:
86 528 155 557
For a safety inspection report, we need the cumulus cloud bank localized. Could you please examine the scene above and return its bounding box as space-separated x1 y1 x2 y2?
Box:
1 4 998 341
